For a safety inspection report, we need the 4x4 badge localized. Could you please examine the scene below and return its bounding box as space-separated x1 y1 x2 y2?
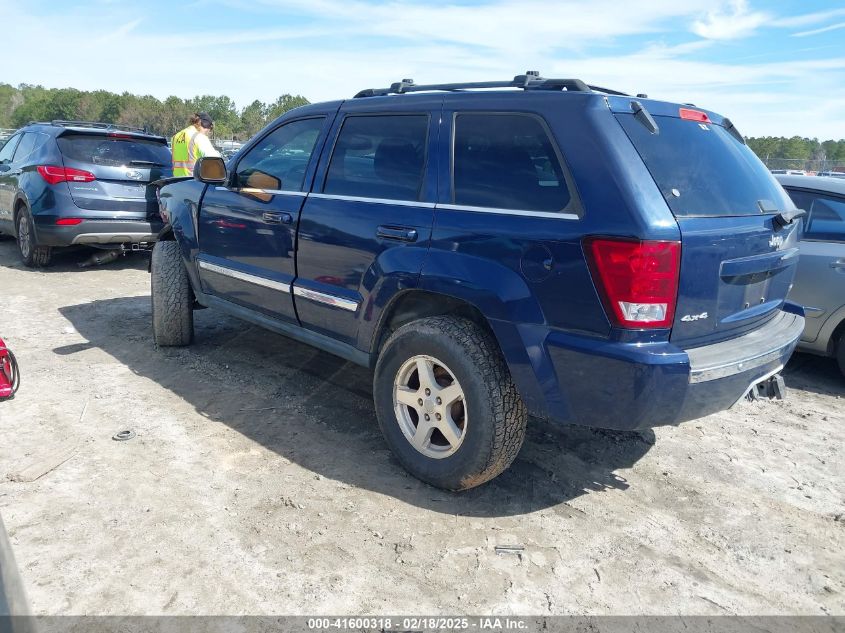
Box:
769 235 784 249
681 312 709 322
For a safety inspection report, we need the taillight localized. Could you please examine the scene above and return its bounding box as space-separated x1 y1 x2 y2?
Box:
679 107 711 123
37 165 96 185
584 237 681 329
55 218 83 226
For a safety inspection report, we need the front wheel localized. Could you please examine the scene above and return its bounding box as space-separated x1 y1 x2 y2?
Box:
837 333 845 379
151 240 194 346
16 209 52 267
374 316 527 490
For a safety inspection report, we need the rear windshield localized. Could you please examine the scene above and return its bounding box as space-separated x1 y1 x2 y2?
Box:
58 134 171 167
617 114 792 217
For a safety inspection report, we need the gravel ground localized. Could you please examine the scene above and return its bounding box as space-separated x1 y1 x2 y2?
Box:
0 240 843 616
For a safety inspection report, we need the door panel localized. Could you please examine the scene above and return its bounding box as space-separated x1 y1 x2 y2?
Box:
783 187 845 343
792 239 845 342
294 105 440 346
197 116 330 323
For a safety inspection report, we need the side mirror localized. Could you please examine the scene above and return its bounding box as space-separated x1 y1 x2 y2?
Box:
195 157 227 184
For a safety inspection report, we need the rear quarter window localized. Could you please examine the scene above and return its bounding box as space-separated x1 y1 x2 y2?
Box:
58 135 171 167
451 112 579 215
617 114 792 217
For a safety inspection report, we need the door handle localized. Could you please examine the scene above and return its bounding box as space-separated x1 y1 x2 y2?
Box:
377 226 418 242
262 212 293 224
831 261 845 270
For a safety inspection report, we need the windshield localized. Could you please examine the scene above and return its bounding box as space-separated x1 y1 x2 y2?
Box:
58 134 171 167
617 113 793 217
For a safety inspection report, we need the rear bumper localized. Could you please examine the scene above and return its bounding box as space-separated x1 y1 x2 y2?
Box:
33 217 163 247
512 305 804 431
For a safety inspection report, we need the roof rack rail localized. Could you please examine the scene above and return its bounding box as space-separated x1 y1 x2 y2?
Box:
354 71 594 98
44 120 150 134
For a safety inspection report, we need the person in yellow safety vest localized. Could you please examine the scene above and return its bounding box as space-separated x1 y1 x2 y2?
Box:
171 112 220 177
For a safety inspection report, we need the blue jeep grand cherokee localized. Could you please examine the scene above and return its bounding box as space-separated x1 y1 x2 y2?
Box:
152 73 805 490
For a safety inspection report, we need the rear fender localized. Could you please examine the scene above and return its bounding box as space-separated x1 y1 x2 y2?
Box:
816 304 845 356
415 251 550 415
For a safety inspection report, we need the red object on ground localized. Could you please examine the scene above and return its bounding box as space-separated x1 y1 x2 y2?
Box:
0 337 20 400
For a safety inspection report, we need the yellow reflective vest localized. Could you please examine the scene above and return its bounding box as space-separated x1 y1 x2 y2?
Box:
171 126 217 177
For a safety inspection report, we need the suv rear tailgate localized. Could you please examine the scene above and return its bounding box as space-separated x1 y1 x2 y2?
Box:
57 131 172 219
612 99 802 347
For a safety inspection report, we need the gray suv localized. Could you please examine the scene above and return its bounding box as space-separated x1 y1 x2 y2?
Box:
777 174 845 375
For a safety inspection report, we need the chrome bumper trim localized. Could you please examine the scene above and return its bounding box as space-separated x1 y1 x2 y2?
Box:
687 311 804 384
71 233 157 244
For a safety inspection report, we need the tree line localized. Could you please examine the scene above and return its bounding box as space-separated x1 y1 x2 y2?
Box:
746 136 845 168
1 84 844 165
0 83 310 140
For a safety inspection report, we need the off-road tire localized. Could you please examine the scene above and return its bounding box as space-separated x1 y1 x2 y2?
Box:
374 316 527 490
836 333 845 379
151 240 194 346
16 208 52 267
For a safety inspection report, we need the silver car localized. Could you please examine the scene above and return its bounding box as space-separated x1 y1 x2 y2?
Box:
776 174 845 376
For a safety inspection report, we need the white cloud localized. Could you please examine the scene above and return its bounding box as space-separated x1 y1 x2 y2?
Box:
773 7 845 28
793 21 845 37
691 0 769 40
0 0 843 139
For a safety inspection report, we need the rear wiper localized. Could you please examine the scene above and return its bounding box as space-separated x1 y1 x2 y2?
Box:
774 207 806 228
630 100 659 134
759 199 807 227
128 160 167 167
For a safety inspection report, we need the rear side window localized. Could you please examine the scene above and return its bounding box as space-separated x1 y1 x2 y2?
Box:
12 132 49 164
0 134 20 164
324 114 429 202
57 134 171 167
617 114 792 217
784 188 845 243
452 113 576 214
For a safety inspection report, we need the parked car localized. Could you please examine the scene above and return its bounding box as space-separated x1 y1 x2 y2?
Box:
152 73 804 490
0 120 171 267
817 171 845 179
771 169 806 176
776 174 845 376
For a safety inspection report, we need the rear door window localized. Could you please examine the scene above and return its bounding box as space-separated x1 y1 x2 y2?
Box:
617 114 792 217
323 114 429 202
234 117 324 192
784 188 845 243
452 112 578 214
57 134 171 167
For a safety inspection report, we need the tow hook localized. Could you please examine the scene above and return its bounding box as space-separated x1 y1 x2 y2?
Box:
747 373 787 401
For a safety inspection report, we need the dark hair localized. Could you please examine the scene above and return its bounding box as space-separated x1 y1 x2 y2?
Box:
190 112 214 129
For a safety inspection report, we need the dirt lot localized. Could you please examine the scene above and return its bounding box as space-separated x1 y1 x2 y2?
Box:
0 239 843 616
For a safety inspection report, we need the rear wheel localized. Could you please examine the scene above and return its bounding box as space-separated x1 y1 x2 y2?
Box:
151 240 194 346
16 209 52 267
373 316 527 490
836 333 845 378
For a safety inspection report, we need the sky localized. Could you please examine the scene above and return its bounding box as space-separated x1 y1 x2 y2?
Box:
1 0 844 139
